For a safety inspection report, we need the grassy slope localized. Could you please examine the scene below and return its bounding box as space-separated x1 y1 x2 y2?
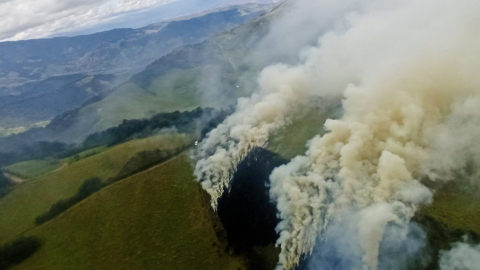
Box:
2 146 108 181
419 180 480 235
267 111 327 160
0 134 193 244
13 154 246 270
2 145 108 181
412 180 480 270
83 68 207 135
62 146 108 164
3 159 62 180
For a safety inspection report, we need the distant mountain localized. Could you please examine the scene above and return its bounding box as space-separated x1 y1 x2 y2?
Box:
43 5 284 144
0 3 274 137
0 3 281 153
0 4 274 90
0 74 117 137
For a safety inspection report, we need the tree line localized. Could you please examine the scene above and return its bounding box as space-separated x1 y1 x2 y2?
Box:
0 107 228 167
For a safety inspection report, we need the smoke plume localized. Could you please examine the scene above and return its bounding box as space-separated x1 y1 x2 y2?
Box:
306 210 428 270
439 241 480 270
194 64 314 207
194 0 480 268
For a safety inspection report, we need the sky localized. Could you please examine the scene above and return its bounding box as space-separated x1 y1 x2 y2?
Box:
0 0 277 42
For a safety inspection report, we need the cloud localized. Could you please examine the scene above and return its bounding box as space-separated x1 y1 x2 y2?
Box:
0 0 178 41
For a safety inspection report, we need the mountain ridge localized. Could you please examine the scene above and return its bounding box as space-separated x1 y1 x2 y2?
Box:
0 3 276 138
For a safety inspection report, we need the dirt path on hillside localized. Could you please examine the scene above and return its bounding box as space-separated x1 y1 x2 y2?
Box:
4 173 25 184
4 163 69 184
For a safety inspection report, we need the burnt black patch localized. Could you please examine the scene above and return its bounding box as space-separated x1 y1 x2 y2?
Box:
217 147 287 252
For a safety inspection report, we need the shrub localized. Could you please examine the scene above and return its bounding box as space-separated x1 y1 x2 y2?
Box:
35 178 103 225
82 107 223 149
77 178 103 199
35 199 75 225
0 236 41 269
116 149 174 179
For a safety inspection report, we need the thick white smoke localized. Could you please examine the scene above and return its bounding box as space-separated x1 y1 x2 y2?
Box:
194 64 313 208
306 209 428 270
439 241 480 270
194 0 480 268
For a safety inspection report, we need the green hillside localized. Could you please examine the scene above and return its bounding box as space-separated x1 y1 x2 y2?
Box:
61 146 108 164
1 130 478 270
420 180 480 235
411 179 480 270
0 134 193 244
267 100 341 160
3 159 62 180
2 146 108 181
267 110 327 160
11 154 246 270
83 69 206 134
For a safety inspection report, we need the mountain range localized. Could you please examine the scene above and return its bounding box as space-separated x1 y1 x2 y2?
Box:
0 3 276 138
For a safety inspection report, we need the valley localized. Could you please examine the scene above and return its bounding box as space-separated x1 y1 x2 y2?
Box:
0 1 479 270
0 3 275 137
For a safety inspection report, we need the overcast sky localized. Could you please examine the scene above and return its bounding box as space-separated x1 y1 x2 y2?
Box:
0 0 280 42
0 0 184 41
0 0 279 42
